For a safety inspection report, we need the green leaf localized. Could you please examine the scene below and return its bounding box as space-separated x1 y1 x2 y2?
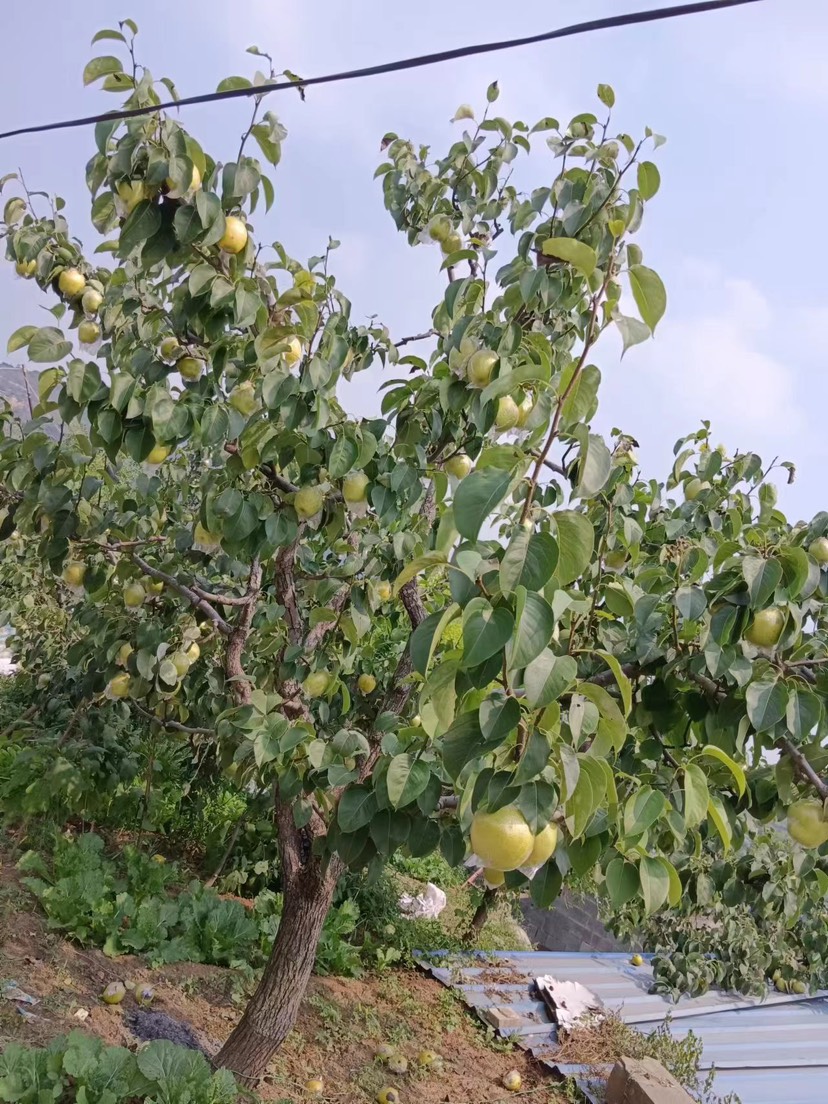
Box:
637 161 661 200
615 314 651 355
628 265 666 332
564 765 597 838
517 779 558 834
188 263 216 297
779 546 810 598
683 763 709 827
461 597 514 669
640 855 670 915
453 468 512 540
217 76 252 93
579 682 626 752
530 860 562 907
337 786 377 832
329 435 359 478
370 809 410 855
606 857 639 906
410 604 459 677
514 727 552 785
386 755 431 809
623 787 664 838
540 237 597 277
746 678 788 732
591 651 632 717
7 325 37 353
173 203 203 245
421 660 458 735
480 361 552 406
597 83 615 108
552 511 594 585
253 716 288 767
91 29 126 44
575 433 612 499
67 360 102 404
742 557 782 608
29 326 71 363
479 694 520 743
675 586 706 622
523 651 577 709
118 200 161 256
440 712 494 779
707 793 732 851
786 687 823 741
697 745 746 798
659 857 682 907
508 590 555 670
499 529 558 595
83 55 124 85
393 552 448 594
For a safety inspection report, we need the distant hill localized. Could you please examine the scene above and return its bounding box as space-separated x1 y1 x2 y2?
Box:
0 364 37 418
0 364 62 439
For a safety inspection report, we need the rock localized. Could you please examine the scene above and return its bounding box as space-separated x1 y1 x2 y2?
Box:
125 1010 209 1055
606 1057 695 1104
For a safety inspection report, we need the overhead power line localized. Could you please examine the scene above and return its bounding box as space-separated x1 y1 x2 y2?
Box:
0 0 767 143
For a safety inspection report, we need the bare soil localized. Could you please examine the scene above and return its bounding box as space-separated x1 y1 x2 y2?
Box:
0 852 562 1104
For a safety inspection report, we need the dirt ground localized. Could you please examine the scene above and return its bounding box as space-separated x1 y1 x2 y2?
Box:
0 854 563 1104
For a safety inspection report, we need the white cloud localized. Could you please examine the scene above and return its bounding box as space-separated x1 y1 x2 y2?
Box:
601 263 806 454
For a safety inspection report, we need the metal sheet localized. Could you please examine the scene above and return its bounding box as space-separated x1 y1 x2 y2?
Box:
416 950 828 1102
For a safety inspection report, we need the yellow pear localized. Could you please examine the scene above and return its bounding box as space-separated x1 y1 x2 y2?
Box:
218 215 248 254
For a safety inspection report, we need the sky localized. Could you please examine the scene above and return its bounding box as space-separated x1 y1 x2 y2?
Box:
1 0 825 521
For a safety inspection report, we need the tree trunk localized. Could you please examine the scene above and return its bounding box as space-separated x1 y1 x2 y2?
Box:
213 801 343 1084
465 888 495 942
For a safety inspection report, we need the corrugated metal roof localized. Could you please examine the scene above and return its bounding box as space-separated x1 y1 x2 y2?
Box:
415 950 828 1103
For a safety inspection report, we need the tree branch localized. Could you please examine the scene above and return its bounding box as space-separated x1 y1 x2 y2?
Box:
780 738 828 801
224 441 298 495
76 536 166 550
132 700 214 737
130 553 232 635
224 558 262 706
305 585 350 653
274 541 303 648
520 262 614 523
395 329 437 348
191 585 256 607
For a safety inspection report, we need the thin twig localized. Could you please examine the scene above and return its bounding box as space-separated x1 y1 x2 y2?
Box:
224 442 298 495
205 815 245 888
0 704 39 741
75 536 165 550
395 329 437 347
20 365 34 418
132 700 214 736
520 262 614 522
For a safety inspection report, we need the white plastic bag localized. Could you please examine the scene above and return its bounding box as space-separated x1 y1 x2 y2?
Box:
398 881 447 919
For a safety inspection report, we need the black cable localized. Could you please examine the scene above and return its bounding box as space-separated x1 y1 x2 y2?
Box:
0 0 767 143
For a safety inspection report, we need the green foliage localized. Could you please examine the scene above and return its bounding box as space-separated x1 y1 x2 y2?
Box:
560 1014 740 1104
18 830 351 971
0 22 827 1049
0 1031 237 1104
19 831 375 977
605 829 828 998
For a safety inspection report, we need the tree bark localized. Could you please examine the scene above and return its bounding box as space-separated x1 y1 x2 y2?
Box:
466 888 495 942
213 801 344 1084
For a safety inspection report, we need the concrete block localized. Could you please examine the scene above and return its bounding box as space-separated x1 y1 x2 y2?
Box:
606 1057 695 1104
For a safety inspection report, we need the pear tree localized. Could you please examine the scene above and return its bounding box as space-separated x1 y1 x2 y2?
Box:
2 24 828 1082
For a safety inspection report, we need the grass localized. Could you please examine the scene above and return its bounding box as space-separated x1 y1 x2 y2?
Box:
553 1012 741 1104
